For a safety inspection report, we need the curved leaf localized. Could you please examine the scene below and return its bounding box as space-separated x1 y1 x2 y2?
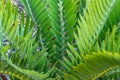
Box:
99 0 120 42
74 0 118 53
64 51 120 80
0 46 54 80
20 0 53 50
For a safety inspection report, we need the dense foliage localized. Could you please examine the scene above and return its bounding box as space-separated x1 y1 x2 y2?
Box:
0 0 120 80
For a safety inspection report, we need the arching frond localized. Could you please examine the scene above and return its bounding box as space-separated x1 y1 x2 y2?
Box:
20 0 53 50
99 0 120 42
62 24 120 79
74 0 118 54
0 0 53 79
0 45 55 80
64 51 120 80
0 0 120 79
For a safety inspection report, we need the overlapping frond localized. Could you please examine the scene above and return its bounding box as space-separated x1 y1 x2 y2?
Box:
20 0 53 50
46 0 77 61
61 0 119 72
64 51 120 80
91 26 120 80
76 0 86 15
73 0 118 54
0 0 120 79
61 24 120 79
61 0 120 78
99 0 120 42
75 0 86 25
0 0 53 79
20 0 78 66
101 68 120 80
94 26 120 53
0 45 54 80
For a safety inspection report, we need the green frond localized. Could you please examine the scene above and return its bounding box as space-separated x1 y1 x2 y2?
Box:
20 0 53 50
62 1 120 72
0 45 54 80
74 0 118 54
92 25 120 53
99 0 120 42
75 0 86 26
64 51 120 80
19 11 34 36
76 0 86 15
100 68 120 80
0 0 52 79
62 25 120 79
47 0 78 61
0 0 36 69
0 0 120 79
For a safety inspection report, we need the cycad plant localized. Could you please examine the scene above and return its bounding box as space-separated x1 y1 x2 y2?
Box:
0 0 120 80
